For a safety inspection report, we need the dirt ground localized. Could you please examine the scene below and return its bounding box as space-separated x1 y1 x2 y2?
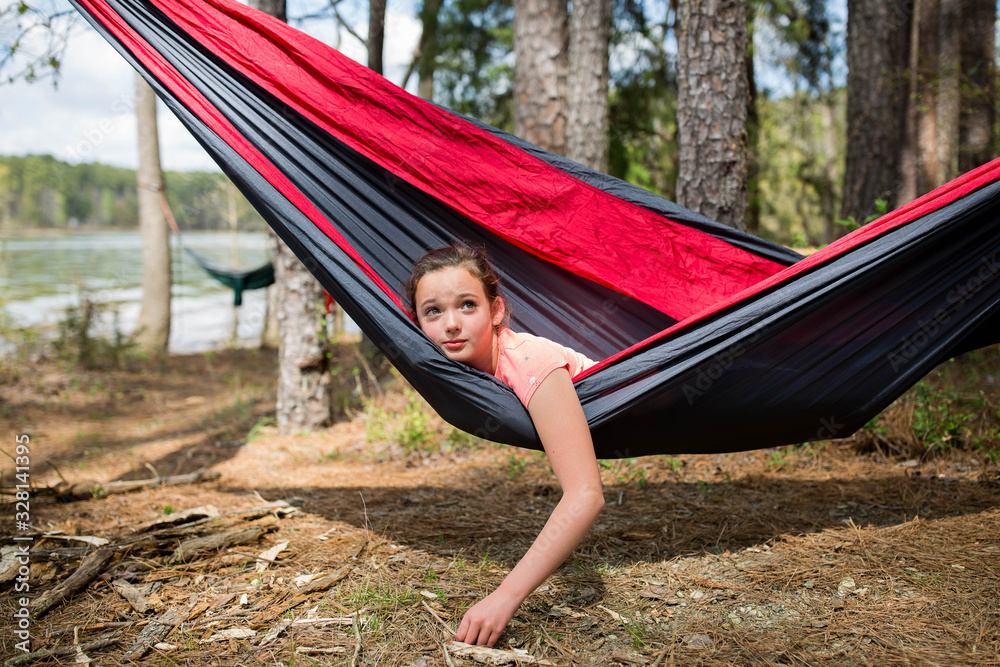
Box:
1 345 999 666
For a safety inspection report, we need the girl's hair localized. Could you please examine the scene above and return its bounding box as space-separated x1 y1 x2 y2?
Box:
406 244 510 327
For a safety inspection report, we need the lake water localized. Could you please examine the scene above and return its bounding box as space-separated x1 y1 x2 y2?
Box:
0 230 355 354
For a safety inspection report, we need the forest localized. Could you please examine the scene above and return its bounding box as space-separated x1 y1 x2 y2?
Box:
2 0 997 247
0 154 267 232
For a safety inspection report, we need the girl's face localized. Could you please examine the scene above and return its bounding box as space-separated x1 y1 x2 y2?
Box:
414 266 504 374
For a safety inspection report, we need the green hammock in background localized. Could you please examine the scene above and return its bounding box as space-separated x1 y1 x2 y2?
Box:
181 246 273 307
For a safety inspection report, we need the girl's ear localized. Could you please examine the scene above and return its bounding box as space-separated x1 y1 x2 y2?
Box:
491 297 505 327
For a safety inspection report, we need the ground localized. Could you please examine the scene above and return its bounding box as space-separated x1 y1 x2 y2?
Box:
1 344 998 666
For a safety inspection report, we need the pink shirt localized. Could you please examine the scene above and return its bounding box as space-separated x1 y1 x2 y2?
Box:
494 328 595 407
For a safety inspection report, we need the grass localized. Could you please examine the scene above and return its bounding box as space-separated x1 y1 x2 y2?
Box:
858 349 1000 464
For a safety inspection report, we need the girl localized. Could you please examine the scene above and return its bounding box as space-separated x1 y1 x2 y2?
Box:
405 245 605 647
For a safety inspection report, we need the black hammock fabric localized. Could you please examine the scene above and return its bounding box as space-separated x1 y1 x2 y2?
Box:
71 0 1000 458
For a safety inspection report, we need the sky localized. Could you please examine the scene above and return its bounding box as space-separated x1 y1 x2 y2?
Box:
0 0 421 172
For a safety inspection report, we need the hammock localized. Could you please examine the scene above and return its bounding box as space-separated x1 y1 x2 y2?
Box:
181 247 273 307
158 183 275 306
71 0 1000 458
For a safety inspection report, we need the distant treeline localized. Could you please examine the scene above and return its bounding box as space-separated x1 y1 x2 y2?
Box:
0 154 267 232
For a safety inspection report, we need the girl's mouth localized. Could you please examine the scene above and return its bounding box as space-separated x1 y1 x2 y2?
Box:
443 340 466 350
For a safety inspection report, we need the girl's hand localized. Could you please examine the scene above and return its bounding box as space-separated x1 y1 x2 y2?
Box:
455 368 603 648
456 589 520 647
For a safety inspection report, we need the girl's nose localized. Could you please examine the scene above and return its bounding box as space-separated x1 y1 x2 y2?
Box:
444 310 460 331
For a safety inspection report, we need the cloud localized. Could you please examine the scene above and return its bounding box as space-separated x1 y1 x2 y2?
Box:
2 2 422 172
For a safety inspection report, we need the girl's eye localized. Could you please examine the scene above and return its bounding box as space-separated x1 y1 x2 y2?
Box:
462 301 476 310
424 307 439 317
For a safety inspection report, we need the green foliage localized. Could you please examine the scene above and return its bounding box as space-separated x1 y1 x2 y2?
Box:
1 1 76 86
506 453 527 480
904 382 984 451
435 0 514 129
756 89 847 245
607 0 677 199
0 154 264 231
51 298 134 370
835 197 887 234
396 392 433 453
246 416 277 443
863 350 1000 462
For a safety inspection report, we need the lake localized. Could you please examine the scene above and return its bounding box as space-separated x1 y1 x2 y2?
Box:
0 230 355 354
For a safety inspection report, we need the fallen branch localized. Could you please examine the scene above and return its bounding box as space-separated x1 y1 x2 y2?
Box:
444 641 558 666
167 515 276 563
4 636 119 667
58 469 222 500
29 547 114 619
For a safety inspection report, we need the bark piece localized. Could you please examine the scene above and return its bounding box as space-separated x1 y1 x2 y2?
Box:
254 565 351 626
168 516 276 564
111 578 151 614
445 641 558 665
122 606 187 660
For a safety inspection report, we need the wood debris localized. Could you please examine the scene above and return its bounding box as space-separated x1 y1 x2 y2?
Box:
123 606 187 660
110 578 151 614
29 547 114 619
445 641 558 665
55 469 222 500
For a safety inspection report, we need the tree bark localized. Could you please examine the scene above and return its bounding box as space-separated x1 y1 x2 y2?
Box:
897 0 921 205
250 0 285 22
842 0 904 223
745 11 760 235
566 0 611 171
416 0 444 100
250 0 332 433
675 0 750 230
917 0 940 193
368 0 387 75
133 73 171 355
513 0 568 154
958 0 997 173
936 0 962 183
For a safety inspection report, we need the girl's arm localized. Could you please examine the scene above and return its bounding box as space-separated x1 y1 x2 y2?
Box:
456 368 605 647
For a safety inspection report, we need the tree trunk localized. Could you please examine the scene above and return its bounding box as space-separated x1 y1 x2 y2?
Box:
842 0 904 224
936 0 962 183
416 0 444 100
513 0 568 155
675 0 750 230
250 0 285 22
250 0 332 433
917 0 940 194
368 0 387 75
272 240 331 431
819 97 839 244
745 10 760 235
958 0 997 173
132 73 171 355
565 0 611 171
897 0 921 205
